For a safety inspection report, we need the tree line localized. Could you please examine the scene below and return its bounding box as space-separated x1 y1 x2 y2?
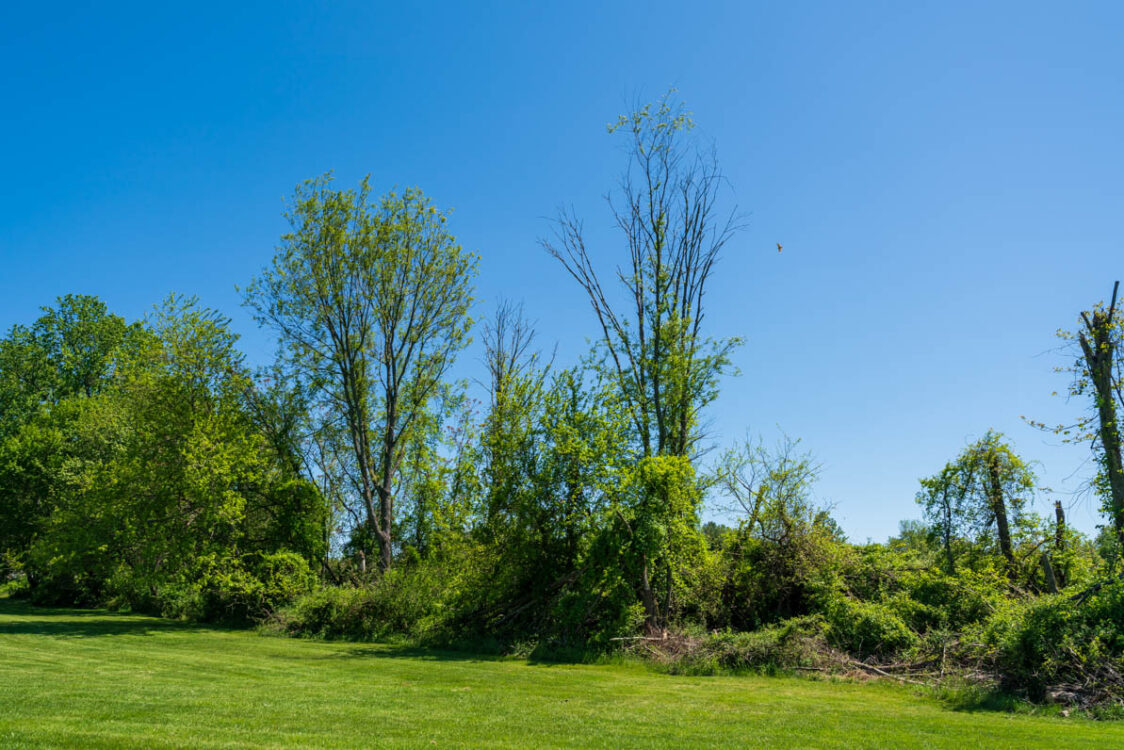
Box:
1 93 1122 706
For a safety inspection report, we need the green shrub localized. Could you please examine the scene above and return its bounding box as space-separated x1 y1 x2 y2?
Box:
971 581 1124 700
194 552 316 625
896 567 1003 631
272 557 458 641
825 596 918 658
272 586 382 640
151 552 317 625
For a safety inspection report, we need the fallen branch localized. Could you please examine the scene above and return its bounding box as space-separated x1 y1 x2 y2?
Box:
845 658 929 687
1068 573 1123 604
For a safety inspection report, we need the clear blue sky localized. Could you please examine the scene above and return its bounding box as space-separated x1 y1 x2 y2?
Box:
2 1 1122 541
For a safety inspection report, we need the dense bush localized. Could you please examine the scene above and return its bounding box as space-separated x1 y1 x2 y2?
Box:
188 552 317 624
971 581 1124 702
272 553 470 641
823 597 918 658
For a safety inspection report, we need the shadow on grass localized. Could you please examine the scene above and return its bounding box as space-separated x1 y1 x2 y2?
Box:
926 681 1075 718
336 641 613 668
340 645 504 663
0 597 208 639
938 687 1031 714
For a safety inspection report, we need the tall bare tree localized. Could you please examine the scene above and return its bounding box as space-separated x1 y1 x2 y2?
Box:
481 300 545 411
544 92 742 628
478 300 549 529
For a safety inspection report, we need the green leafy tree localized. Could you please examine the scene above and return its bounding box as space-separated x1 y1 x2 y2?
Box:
917 431 1037 575
717 434 821 531
244 175 477 571
23 295 324 614
1028 282 1124 549
0 295 142 575
714 435 843 628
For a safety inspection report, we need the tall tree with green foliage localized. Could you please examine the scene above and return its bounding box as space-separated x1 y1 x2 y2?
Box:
545 92 741 630
19 295 325 608
244 175 477 571
1076 283 1124 546
0 294 139 436
0 295 142 575
1028 282 1124 550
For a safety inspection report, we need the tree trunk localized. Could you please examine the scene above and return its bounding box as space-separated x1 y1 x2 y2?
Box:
375 484 393 572
942 487 956 574
1041 552 1059 595
375 386 399 573
1054 501 1066 549
987 456 1016 570
639 554 661 634
1054 500 1067 588
1079 308 1124 547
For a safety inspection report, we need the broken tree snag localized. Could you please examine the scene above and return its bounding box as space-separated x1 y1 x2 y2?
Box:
1054 500 1067 588
1078 281 1124 547
986 454 1016 571
1041 551 1060 595
1054 501 1066 549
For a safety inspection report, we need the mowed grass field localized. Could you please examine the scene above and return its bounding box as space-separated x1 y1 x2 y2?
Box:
0 597 1121 749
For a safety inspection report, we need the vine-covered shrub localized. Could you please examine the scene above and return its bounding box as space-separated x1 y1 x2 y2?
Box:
970 582 1124 701
149 553 317 625
823 597 918 658
195 553 317 624
272 556 464 641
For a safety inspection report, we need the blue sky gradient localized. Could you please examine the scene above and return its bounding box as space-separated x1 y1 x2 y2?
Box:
2 1 1122 540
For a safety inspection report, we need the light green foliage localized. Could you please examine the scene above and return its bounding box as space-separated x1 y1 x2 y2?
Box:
177 551 317 624
0 296 142 575
0 294 140 434
547 92 740 461
624 455 712 622
824 597 919 658
244 175 477 571
458 360 643 647
27 297 266 603
712 436 847 630
395 384 477 556
916 431 1039 576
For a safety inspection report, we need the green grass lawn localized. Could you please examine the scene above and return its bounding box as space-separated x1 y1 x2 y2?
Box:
0 597 1120 749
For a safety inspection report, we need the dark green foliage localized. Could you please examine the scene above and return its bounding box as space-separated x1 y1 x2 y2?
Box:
0 295 328 622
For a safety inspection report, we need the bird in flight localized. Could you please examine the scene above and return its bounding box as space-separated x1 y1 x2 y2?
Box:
777 243 782 253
